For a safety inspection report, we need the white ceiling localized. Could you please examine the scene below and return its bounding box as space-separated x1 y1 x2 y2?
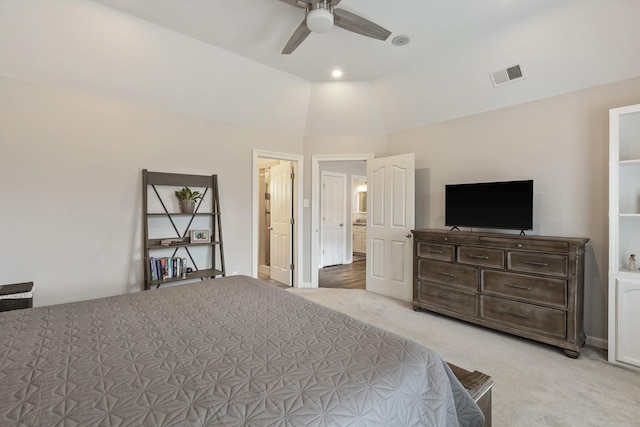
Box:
95 0 640 82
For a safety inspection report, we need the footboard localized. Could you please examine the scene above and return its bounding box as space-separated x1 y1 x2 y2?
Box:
448 363 494 427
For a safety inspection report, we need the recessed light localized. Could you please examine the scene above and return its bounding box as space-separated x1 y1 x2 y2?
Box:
392 35 410 46
332 69 343 78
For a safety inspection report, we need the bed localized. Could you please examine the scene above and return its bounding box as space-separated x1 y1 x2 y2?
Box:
0 275 484 426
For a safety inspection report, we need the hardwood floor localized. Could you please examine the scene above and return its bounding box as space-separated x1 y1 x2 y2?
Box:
319 258 365 290
259 256 366 290
258 272 290 289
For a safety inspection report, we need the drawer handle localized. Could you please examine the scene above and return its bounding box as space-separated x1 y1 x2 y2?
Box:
427 250 444 254
469 254 490 260
438 272 455 278
438 295 453 300
506 283 532 291
507 311 529 319
523 260 548 267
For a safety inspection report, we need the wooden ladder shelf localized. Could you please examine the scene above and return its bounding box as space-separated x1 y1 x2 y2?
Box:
142 170 225 290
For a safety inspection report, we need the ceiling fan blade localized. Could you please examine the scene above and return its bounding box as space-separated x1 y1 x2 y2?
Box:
334 8 391 41
282 19 311 54
332 0 342 5
278 0 310 8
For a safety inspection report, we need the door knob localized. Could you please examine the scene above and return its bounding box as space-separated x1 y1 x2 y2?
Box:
340 223 344 227
406 233 412 238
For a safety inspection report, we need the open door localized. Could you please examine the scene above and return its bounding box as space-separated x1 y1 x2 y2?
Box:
270 161 292 286
366 153 415 301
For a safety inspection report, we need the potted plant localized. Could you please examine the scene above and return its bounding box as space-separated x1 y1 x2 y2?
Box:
175 186 203 214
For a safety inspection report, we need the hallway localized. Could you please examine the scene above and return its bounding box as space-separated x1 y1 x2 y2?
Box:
319 258 365 290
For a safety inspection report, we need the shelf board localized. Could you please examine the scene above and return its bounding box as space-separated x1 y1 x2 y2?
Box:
145 171 214 187
616 269 640 276
148 240 222 249
149 268 224 286
146 212 219 216
620 159 640 166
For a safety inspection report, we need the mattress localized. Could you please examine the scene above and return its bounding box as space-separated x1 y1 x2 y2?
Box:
0 275 484 426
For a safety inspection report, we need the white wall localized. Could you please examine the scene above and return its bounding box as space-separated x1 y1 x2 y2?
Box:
305 82 386 137
371 0 640 133
387 76 640 346
0 0 312 136
0 77 302 306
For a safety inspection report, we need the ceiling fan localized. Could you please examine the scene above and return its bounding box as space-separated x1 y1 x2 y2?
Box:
279 0 392 54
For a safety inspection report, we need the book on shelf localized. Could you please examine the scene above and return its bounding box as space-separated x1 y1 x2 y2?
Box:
160 238 188 246
150 257 158 281
149 256 188 281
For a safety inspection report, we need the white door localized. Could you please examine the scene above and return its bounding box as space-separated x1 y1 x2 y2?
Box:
321 172 346 267
616 277 640 367
270 161 292 286
366 153 415 301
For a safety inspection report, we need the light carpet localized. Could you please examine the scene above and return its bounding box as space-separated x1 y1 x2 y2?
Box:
287 287 640 427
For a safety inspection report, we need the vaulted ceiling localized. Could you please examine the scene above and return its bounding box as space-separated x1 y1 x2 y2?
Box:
95 0 640 83
2 0 639 136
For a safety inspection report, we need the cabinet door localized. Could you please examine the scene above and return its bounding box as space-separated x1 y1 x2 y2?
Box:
617 277 640 367
361 230 366 254
353 230 363 253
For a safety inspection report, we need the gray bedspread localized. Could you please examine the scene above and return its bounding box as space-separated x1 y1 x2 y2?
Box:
0 275 484 426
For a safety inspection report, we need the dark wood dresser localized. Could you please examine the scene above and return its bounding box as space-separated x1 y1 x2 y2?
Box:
412 229 589 357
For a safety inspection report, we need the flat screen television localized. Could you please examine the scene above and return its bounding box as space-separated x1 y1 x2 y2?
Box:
445 180 533 231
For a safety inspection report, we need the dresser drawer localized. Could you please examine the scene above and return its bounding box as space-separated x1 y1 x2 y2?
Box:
414 231 480 246
480 237 569 254
416 241 455 262
418 259 479 290
419 282 478 317
508 251 568 277
481 295 566 338
458 246 504 269
482 270 567 308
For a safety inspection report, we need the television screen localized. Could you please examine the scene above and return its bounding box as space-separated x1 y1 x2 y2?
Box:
445 180 533 230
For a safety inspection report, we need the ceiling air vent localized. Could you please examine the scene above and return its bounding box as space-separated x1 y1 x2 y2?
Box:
489 63 525 87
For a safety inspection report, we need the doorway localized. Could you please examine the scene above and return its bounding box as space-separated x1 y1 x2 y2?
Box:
311 153 415 297
319 172 368 289
252 150 303 288
313 156 372 289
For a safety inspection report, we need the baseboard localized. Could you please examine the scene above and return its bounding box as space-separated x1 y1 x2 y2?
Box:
258 264 270 276
586 336 608 350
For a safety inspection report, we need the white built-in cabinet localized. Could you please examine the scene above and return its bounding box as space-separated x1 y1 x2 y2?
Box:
608 104 640 368
352 225 367 254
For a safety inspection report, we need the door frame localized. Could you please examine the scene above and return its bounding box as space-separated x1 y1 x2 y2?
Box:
252 149 303 288
311 154 374 288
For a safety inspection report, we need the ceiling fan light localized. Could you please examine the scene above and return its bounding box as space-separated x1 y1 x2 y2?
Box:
306 8 334 33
